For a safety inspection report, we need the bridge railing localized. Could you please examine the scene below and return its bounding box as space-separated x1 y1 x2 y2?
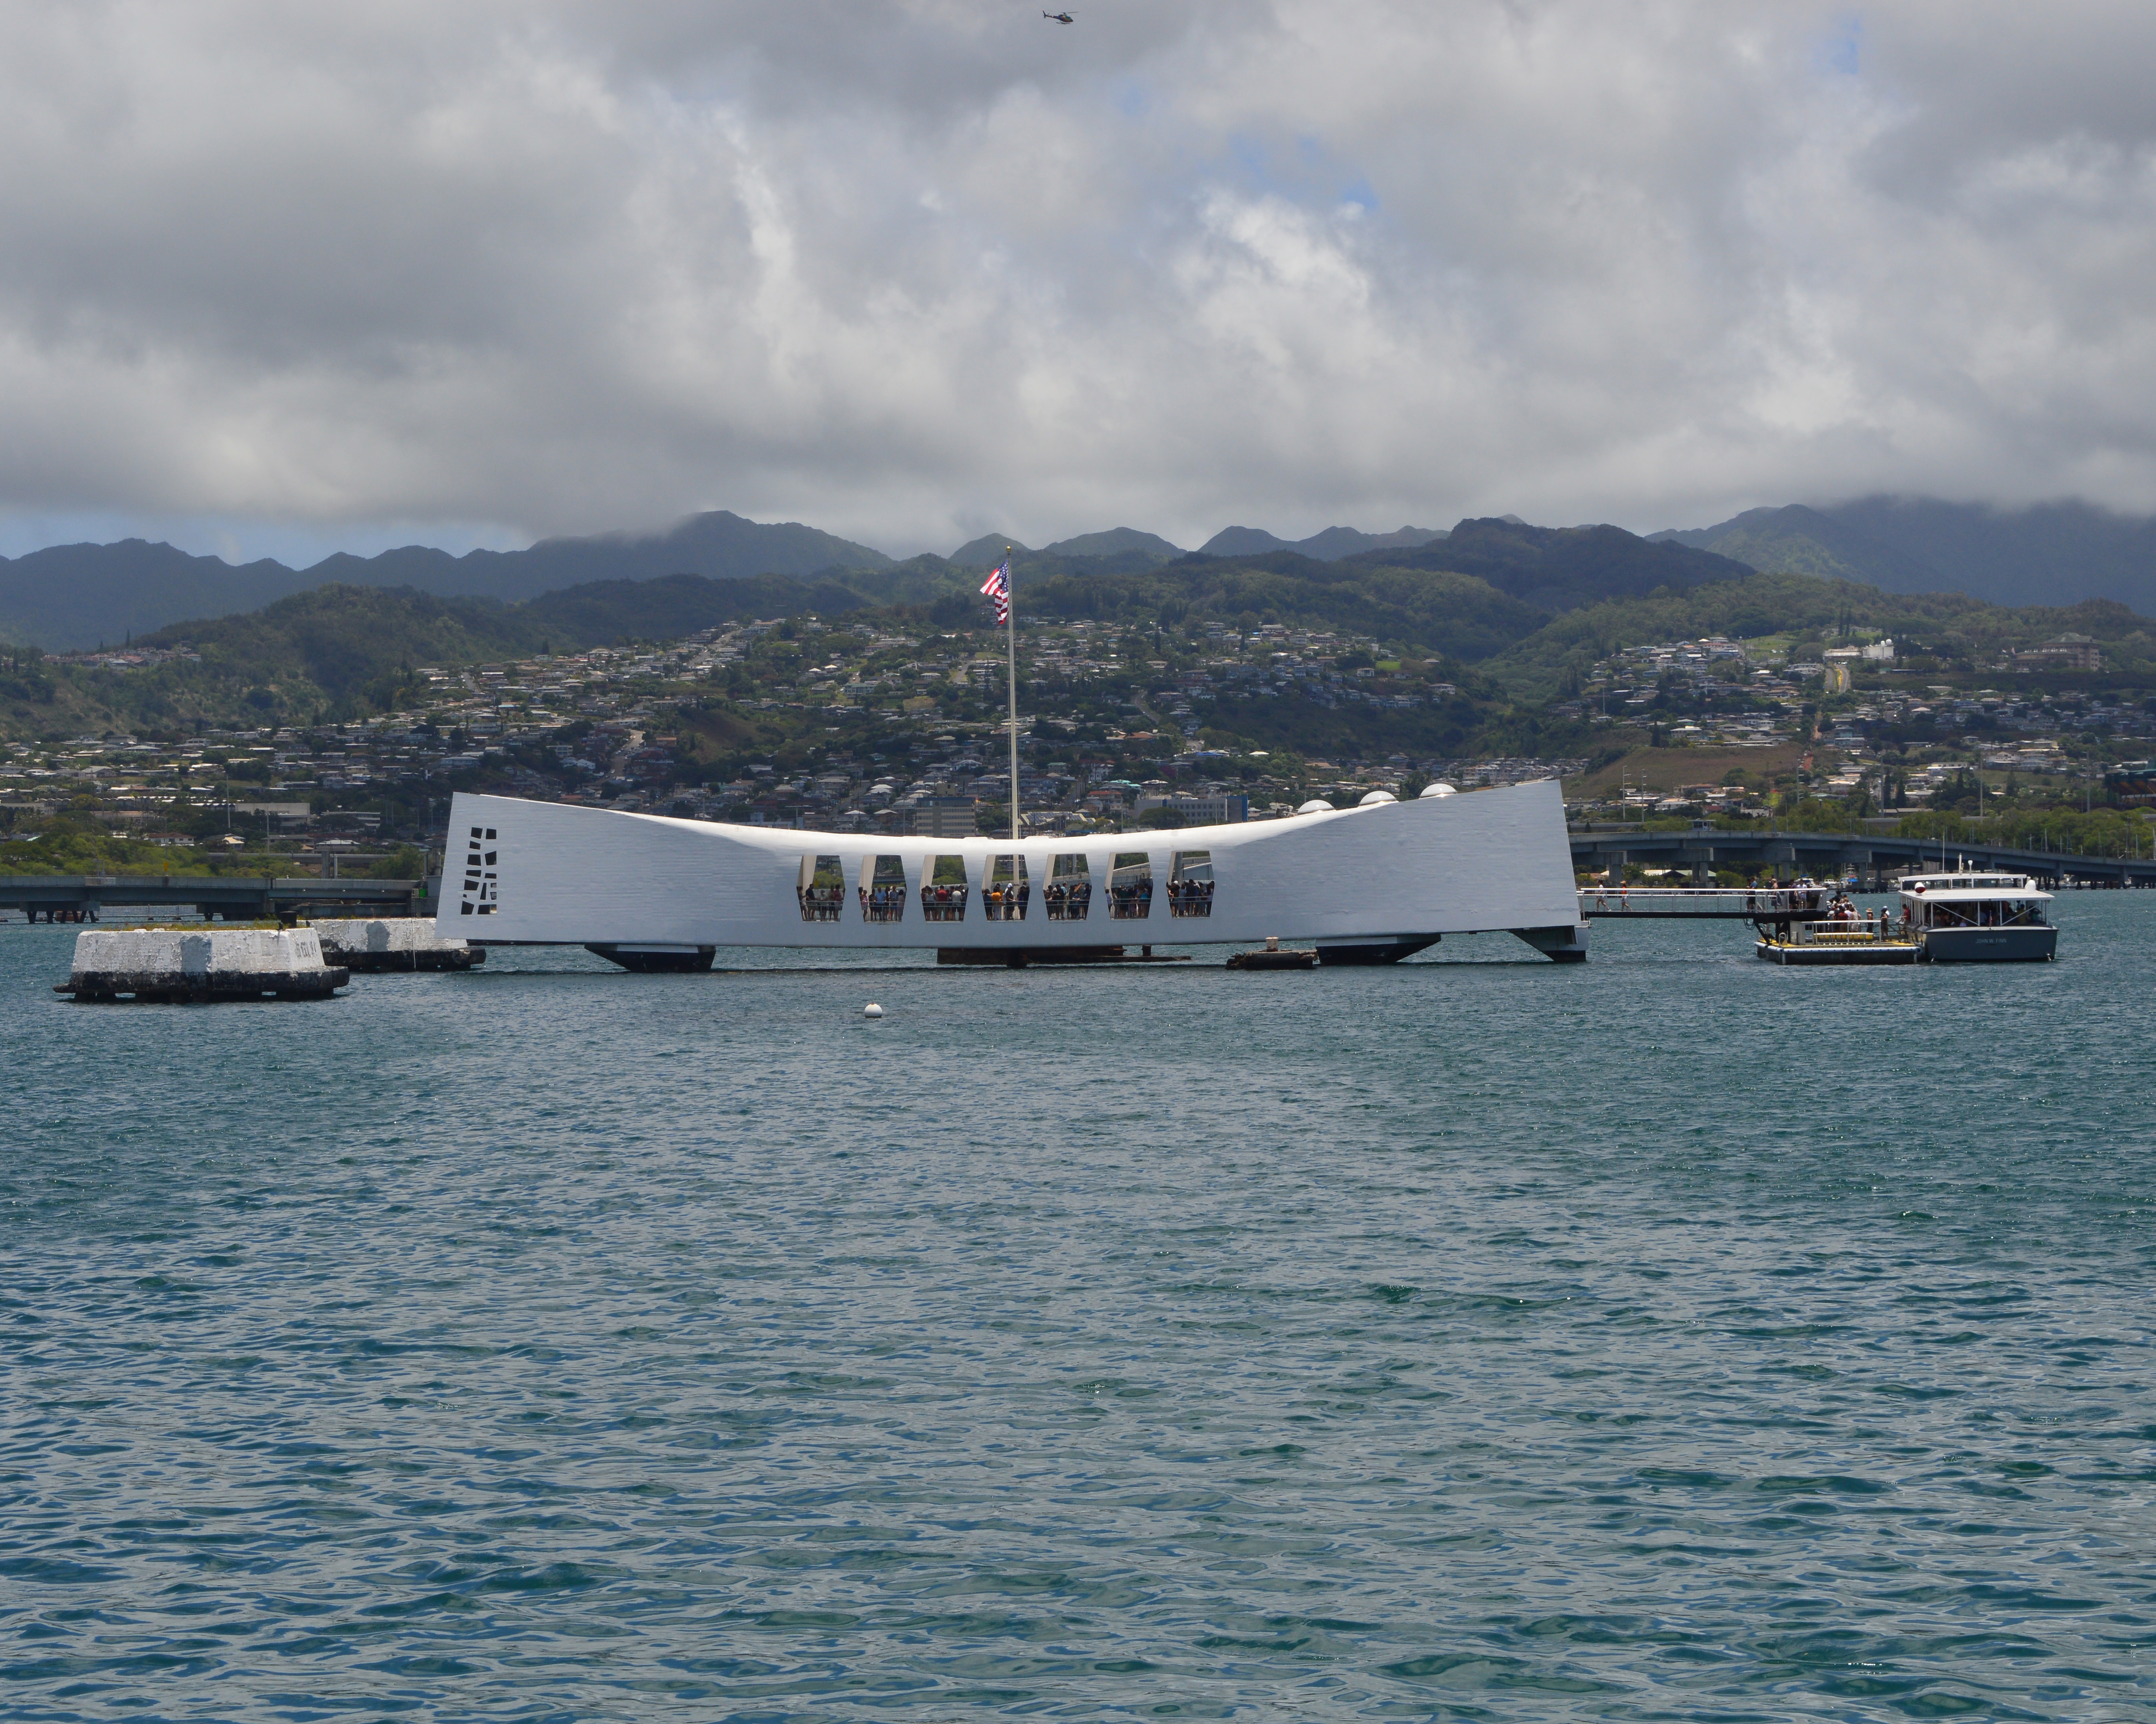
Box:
1569 826 2156 881
0 875 427 920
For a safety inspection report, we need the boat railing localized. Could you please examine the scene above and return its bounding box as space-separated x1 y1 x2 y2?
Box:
1043 887 1091 921
1782 917 1908 946
860 889 905 924
920 886 968 923
1108 889 1152 920
798 888 844 923
983 889 1030 923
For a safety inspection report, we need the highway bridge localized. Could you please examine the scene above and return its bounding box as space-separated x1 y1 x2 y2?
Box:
1570 827 2156 889
0 875 430 923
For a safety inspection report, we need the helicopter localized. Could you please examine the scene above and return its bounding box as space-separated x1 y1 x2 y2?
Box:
1044 10 1074 21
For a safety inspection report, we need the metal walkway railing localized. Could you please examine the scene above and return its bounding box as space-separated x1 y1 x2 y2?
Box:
1579 887 1839 920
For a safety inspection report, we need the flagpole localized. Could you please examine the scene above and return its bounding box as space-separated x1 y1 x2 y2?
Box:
1005 545 1020 846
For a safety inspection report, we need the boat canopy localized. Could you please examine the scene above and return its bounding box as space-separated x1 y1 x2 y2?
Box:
1898 874 2050 900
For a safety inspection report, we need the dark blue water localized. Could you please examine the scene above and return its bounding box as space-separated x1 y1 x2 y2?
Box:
3 903 2152 1721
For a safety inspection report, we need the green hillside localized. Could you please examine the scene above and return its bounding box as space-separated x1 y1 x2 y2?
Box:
1346 517 1756 612
518 572 870 641
1014 555 1546 661
8 519 2152 745
1484 574 2156 696
0 587 542 736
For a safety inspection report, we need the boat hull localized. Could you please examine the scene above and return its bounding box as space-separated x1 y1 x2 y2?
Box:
1920 925 2058 963
434 782 1588 959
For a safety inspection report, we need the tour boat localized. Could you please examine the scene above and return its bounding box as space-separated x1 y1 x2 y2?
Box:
1752 871 2058 966
1899 871 2057 962
434 781 1589 968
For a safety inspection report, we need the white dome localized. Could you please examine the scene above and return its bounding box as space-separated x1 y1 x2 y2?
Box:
1420 782 1458 798
1359 790 1398 806
1297 799 1333 815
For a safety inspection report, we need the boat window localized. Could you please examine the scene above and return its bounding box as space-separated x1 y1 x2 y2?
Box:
1109 852 1154 920
861 854 907 923
798 855 845 922
1046 853 1092 921
985 854 1030 922
921 854 969 922
1169 850 1214 918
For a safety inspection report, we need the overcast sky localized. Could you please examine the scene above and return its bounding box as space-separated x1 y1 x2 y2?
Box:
2 0 2153 564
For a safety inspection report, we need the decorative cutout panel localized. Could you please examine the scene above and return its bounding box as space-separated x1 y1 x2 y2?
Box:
459 826 498 916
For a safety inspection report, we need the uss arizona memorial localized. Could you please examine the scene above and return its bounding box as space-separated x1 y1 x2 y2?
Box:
439 779 1588 967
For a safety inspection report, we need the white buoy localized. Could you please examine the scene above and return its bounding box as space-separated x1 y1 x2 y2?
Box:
1420 781 1458 798
1359 790 1398 806
863 1003 884 1018
1297 798 1333 815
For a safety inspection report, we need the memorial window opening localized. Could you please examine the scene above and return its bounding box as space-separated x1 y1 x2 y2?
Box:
797 854 845 922
921 854 970 922
985 854 1030 921
861 855 908 923
1169 850 1214 918
459 825 498 916
1046 853 1092 921
1109 852 1154 920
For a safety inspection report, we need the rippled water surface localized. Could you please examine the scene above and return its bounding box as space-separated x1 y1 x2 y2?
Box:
3 902 2153 1721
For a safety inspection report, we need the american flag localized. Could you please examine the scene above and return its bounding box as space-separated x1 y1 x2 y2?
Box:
980 558 1010 625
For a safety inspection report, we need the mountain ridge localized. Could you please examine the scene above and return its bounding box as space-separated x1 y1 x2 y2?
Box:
0 510 893 651
12 495 2156 652
1200 524 1448 560
1658 497 2156 611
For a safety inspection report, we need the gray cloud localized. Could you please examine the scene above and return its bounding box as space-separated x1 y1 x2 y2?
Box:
1 0 2153 560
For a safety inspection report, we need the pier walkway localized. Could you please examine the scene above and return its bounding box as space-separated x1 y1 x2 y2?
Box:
0 874 428 924
1571 827 2156 890
1579 887 1837 920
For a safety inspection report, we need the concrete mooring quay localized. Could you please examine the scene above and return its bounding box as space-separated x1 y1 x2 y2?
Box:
1571 829 2156 890
0 875 427 924
312 918 480 971
55 928 350 1003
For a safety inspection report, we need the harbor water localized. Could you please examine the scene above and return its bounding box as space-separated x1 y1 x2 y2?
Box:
3 900 2152 1721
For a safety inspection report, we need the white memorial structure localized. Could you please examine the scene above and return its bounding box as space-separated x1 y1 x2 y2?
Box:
435 781 1588 968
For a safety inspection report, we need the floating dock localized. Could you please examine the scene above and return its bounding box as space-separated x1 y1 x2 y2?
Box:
1226 944 1318 971
1755 922 1919 966
55 928 350 1003
935 944 1190 966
